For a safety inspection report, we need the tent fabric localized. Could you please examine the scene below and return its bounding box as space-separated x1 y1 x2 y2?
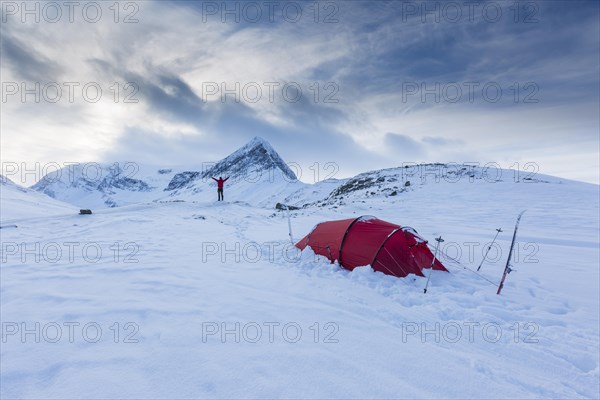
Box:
296 218 356 262
295 216 448 278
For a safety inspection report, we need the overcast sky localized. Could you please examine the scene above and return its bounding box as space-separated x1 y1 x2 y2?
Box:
1 1 599 184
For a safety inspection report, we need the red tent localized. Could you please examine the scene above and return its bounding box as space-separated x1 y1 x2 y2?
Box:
295 216 448 278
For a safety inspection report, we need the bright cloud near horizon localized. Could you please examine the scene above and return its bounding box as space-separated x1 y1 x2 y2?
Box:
1 1 599 185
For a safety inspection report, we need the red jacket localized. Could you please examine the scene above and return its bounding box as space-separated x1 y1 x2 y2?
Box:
212 177 229 189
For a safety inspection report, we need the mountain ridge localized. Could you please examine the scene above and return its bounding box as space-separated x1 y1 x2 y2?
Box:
23 137 582 210
28 137 302 208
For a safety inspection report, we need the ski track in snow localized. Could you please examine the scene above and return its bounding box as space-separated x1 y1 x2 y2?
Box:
1 176 599 398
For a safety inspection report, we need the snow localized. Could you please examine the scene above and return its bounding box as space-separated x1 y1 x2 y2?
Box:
0 175 77 222
1 150 599 398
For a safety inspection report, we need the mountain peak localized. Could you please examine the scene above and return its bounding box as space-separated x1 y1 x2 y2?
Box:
246 136 271 148
240 136 278 158
202 137 297 181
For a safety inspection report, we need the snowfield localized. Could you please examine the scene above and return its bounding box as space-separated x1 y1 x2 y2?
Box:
1 145 599 398
0 175 77 222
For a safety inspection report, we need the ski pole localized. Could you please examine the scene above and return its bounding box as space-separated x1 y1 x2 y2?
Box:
477 228 503 271
424 236 444 294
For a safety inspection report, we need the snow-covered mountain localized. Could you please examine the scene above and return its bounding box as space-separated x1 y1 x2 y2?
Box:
30 137 305 208
29 137 570 212
283 162 563 209
205 136 297 181
30 162 172 209
160 136 304 206
1 174 76 222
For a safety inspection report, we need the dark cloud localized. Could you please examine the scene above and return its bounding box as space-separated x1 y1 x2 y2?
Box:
88 59 207 125
0 33 63 82
422 136 464 147
2 1 598 183
384 133 426 158
100 96 378 179
135 72 206 125
273 86 347 128
87 55 370 173
331 1 599 109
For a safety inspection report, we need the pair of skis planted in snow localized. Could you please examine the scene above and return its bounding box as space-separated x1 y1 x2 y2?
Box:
472 210 526 295
496 210 526 295
424 210 526 295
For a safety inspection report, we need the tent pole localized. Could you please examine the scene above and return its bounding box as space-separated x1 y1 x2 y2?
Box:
284 205 294 244
325 245 334 263
424 236 444 294
280 203 294 244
